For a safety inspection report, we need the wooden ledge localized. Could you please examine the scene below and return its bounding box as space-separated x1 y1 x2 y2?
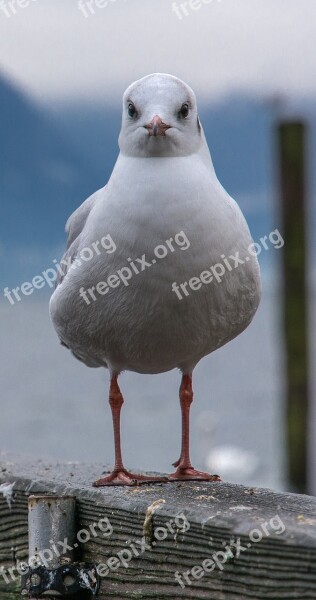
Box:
0 452 316 599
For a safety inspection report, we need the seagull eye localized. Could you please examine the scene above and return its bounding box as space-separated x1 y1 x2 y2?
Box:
128 102 137 118
180 103 189 118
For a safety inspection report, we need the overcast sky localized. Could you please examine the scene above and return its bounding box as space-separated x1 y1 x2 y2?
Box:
0 0 314 106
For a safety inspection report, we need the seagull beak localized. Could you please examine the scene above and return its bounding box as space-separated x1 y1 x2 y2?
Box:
145 115 171 137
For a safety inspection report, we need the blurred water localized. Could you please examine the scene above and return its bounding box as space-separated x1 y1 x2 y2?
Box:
0 276 293 492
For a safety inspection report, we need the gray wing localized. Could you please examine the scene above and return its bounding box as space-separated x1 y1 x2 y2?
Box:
65 192 98 249
56 188 103 285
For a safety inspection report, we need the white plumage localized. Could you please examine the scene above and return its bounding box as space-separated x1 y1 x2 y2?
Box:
49 73 261 486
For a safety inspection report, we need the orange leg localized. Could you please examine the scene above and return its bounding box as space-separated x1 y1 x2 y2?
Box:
168 374 221 482
93 375 167 486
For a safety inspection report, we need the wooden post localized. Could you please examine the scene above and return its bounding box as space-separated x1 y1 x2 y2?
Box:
277 121 310 493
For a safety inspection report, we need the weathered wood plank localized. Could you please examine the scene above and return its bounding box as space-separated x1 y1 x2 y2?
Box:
0 452 316 599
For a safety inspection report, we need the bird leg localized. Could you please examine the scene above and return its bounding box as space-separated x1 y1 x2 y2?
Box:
168 374 221 482
93 375 167 486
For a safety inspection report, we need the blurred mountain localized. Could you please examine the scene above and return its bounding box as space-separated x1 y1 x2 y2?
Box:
0 73 100 252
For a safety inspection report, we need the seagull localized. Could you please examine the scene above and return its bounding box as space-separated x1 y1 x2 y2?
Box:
49 73 261 486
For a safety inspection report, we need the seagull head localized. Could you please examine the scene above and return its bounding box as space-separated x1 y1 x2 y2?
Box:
118 73 203 158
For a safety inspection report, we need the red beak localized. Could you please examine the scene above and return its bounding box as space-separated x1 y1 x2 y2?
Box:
145 115 171 137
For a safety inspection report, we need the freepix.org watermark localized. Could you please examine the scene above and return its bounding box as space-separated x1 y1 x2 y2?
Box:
97 512 190 578
174 514 286 589
3 234 116 306
0 516 113 584
171 228 284 301
172 0 222 20
0 511 189 584
0 510 285 589
78 0 123 18
0 0 37 18
79 230 190 306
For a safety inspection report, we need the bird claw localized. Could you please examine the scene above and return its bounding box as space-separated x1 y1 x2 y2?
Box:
168 467 222 482
93 469 168 487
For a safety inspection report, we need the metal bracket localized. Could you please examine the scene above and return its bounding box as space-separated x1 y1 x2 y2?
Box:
21 495 100 598
21 563 100 598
